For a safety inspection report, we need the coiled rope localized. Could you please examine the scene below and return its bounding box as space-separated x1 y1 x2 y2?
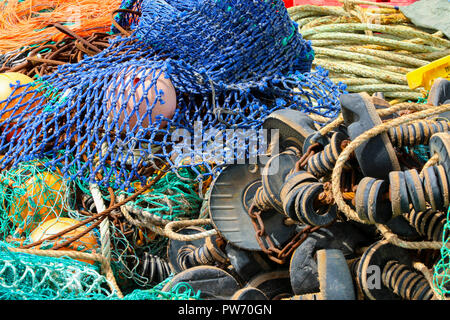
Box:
288 0 450 102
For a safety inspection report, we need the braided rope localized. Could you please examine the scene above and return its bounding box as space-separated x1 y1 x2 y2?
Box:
117 193 167 236
331 103 450 226
413 261 445 300
420 153 439 176
164 219 217 241
90 184 111 262
376 224 444 250
318 102 430 137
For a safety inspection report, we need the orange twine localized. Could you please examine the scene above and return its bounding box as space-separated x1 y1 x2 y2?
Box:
0 0 123 54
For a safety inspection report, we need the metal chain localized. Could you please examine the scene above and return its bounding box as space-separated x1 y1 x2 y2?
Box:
247 203 323 264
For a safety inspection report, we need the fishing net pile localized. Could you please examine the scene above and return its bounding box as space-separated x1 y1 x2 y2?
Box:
0 0 346 299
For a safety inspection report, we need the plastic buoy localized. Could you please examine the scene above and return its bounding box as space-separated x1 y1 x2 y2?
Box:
106 69 177 130
30 217 99 264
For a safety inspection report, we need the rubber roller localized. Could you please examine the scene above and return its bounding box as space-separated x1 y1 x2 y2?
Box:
356 240 434 300
136 252 174 285
404 208 446 242
287 249 355 300
388 120 450 148
382 261 434 300
176 235 228 270
306 131 351 178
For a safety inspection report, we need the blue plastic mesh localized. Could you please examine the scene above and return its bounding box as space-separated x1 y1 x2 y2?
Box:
0 0 345 191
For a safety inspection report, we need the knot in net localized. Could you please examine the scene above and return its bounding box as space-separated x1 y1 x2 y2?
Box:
0 241 117 300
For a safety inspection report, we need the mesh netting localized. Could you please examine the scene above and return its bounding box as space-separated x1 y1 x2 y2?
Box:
0 0 345 191
0 241 117 300
434 206 450 298
123 276 201 300
0 240 199 300
0 160 66 238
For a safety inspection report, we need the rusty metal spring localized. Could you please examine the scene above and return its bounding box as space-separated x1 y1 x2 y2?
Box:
382 260 434 300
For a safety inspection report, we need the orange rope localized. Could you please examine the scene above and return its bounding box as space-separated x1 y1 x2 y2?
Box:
0 0 123 54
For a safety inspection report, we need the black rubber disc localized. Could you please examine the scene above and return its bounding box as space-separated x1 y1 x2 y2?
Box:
209 163 296 251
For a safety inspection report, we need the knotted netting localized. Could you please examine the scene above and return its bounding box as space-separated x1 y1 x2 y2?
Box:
0 0 345 192
0 241 117 300
434 206 450 298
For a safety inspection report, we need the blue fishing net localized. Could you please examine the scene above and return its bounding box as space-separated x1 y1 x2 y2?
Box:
0 0 345 191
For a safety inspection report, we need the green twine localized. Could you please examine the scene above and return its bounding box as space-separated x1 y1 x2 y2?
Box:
0 241 117 300
123 276 202 300
433 206 450 299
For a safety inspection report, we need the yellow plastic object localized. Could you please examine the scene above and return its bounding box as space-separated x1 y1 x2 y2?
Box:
407 55 450 90
0 72 43 121
30 217 99 264
9 168 67 230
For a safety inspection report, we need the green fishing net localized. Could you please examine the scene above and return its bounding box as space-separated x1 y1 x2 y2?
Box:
0 241 117 300
123 276 201 300
433 206 450 298
0 240 200 300
0 156 206 299
0 158 78 244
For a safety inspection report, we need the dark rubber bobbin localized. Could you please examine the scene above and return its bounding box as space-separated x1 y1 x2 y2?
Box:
282 183 310 222
161 266 241 300
356 240 412 300
307 131 350 178
261 151 300 213
303 132 330 155
422 166 444 211
428 78 450 107
382 261 434 300
262 109 318 152
366 179 392 224
434 165 450 208
405 208 446 242
354 177 377 222
246 270 292 300
279 170 318 202
295 182 337 226
430 132 450 178
136 252 173 285
404 169 427 213
340 92 400 180
167 226 209 273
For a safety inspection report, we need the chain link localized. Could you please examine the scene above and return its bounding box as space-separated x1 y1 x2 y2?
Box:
248 203 325 264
